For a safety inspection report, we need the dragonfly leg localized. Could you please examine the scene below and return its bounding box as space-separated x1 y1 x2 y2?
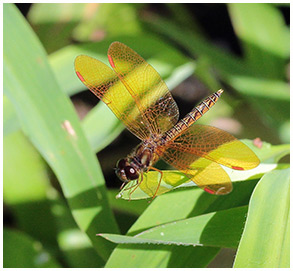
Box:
120 180 139 192
128 173 144 201
119 181 126 190
148 166 163 200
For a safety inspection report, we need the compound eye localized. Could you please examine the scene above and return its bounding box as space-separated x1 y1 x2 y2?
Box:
116 158 127 169
124 166 139 180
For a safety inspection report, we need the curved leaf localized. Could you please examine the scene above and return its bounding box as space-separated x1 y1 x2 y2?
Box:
99 205 248 248
234 168 290 267
105 175 260 267
4 3 119 261
228 3 289 79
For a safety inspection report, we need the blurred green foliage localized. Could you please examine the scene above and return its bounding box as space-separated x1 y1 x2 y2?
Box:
4 3 289 268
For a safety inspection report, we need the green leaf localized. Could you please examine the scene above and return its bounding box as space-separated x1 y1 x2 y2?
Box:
105 176 259 267
3 129 61 249
227 76 289 101
4 131 49 204
4 116 104 267
47 186 105 267
4 228 61 268
234 168 290 267
99 205 247 248
4 3 118 261
57 228 105 267
228 3 289 79
3 95 20 136
106 243 219 268
227 4 289 138
107 189 148 216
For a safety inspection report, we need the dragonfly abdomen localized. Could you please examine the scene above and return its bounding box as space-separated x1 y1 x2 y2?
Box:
163 89 223 141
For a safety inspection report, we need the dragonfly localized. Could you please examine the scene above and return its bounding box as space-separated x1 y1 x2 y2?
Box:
75 42 260 199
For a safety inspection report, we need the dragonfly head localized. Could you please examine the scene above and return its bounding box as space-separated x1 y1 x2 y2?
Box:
115 158 140 182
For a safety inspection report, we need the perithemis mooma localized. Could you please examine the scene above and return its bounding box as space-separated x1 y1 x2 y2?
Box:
75 42 260 199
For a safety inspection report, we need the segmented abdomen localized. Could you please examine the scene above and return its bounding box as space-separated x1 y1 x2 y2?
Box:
163 89 223 141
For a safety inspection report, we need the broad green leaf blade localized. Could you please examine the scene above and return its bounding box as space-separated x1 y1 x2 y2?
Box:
99 205 248 248
165 246 220 268
3 95 20 136
226 74 289 140
234 168 290 268
227 76 289 101
227 4 289 138
4 127 105 266
106 244 219 268
228 3 289 79
4 4 119 261
54 198 105 268
4 131 49 204
105 178 259 267
107 189 148 216
4 228 60 268
4 130 60 249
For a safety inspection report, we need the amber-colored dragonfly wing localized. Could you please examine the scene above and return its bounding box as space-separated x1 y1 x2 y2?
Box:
75 55 151 140
186 158 232 195
162 124 260 194
162 145 232 194
107 42 179 135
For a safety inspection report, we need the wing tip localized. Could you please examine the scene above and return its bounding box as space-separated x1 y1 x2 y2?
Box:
74 55 90 70
107 41 123 68
108 41 125 53
109 41 122 47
